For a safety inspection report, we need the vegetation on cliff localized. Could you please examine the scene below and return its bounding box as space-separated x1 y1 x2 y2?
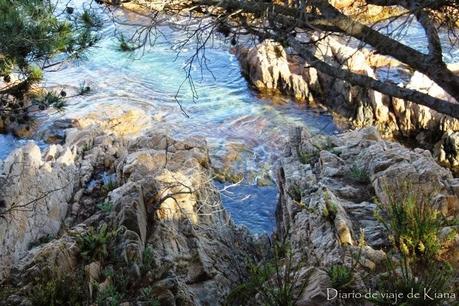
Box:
0 0 100 133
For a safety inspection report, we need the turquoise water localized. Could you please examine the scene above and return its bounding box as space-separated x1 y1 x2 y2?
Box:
3 2 458 233
0 136 47 160
0 135 25 160
37 3 338 233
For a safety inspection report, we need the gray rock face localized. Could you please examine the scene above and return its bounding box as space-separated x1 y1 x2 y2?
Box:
0 108 260 305
276 127 459 305
0 143 77 280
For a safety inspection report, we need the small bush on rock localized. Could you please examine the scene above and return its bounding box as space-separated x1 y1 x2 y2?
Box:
327 264 353 289
348 164 369 184
226 241 309 306
28 270 87 306
76 223 118 261
375 184 455 260
372 183 457 305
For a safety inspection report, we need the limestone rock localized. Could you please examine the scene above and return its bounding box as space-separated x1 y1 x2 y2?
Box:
237 40 312 102
237 38 459 167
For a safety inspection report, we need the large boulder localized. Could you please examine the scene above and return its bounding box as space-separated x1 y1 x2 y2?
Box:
237 40 313 102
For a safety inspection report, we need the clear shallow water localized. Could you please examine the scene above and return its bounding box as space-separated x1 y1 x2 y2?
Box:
0 135 47 160
3 2 458 233
214 182 278 234
34 3 338 232
0 134 25 160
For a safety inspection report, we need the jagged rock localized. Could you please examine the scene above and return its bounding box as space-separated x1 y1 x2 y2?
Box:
237 40 312 102
0 107 261 305
276 127 459 305
0 142 77 280
237 38 459 166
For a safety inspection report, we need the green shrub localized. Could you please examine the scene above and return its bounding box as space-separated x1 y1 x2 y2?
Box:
28 271 87 306
97 201 113 213
375 184 454 260
141 245 155 274
348 164 369 184
76 223 118 261
372 183 457 305
226 241 309 306
96 284 122 306
327 264 353 289
371 254 454 306
298 150 318 164
287 184 302 202
140 287 160 306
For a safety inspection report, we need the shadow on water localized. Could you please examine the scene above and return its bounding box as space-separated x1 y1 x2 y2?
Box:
214 181 278 234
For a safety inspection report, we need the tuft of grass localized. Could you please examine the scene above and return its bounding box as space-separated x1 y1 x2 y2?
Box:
298 150 318 164
75 223 118 262
28 64 44 82
375 184 455 260
141 245 155 274
327 264 353 289
226 241 310 306
96 201 113 213
323 191 338 222
348 164 370 184
287 184 302 202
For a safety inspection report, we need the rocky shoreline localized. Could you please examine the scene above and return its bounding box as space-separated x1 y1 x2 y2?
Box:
0 2 458 304
236 38 459 171
0 106 457 304
275 126 458 304
0 109 263 305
